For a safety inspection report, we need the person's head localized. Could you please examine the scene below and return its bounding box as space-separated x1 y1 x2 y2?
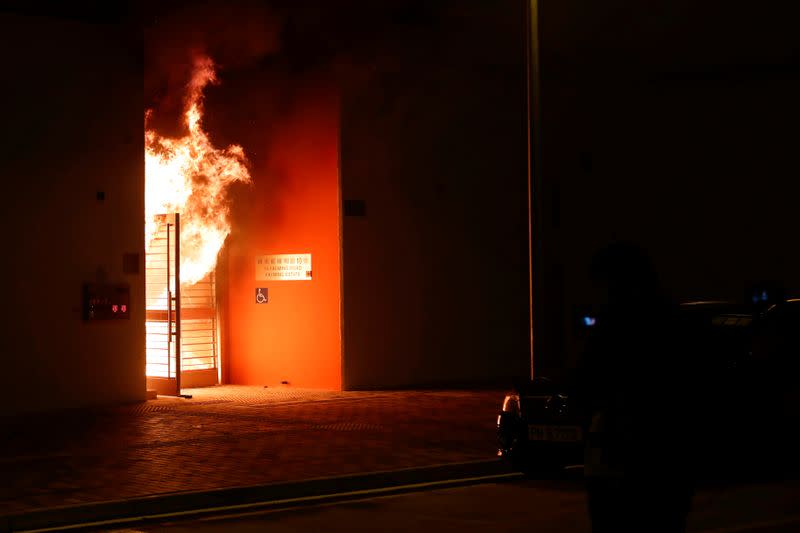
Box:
590 241 660 309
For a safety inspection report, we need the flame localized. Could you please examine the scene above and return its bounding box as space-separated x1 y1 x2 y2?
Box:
145 55 251 286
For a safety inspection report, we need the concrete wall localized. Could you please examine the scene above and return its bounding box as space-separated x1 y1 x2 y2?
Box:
0 11 145 414
225 84 342 389
533 0 800 371
341 3 531 389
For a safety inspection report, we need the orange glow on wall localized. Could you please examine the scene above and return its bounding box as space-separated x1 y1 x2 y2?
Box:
225 84 341 390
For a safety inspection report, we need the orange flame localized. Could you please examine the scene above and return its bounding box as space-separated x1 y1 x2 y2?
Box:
145 55 251 286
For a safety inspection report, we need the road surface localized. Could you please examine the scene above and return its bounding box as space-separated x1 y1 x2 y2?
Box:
112 475 800 533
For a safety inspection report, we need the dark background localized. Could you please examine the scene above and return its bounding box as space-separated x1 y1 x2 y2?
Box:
533 0 800 371
1 0 797 394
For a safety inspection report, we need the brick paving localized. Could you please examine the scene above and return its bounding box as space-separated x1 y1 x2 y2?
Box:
0 386 504 515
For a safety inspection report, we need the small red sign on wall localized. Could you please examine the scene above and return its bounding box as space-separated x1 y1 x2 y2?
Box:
83 283 130 320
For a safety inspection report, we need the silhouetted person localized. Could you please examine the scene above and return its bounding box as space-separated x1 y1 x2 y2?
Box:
581 242 696 533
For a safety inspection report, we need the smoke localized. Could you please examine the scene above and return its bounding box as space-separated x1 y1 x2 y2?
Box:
143 0 447 116
142 0 451 155
144 0 283 137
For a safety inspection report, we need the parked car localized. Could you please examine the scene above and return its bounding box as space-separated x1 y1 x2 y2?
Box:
497 298 800 477
497 374 587 473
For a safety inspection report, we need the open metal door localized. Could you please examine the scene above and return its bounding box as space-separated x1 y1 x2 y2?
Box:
179 269 220 388
146 213 220 396
145 213 183 396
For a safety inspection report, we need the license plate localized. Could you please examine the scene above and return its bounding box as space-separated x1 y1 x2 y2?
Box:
528 425 583 442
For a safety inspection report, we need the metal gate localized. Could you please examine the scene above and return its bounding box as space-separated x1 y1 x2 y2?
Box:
145 213 219 396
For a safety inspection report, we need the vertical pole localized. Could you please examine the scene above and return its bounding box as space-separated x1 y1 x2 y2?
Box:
337 89 345 391
166 221 172 380
527 0 543 379
174 213 182 393
211 270 219 379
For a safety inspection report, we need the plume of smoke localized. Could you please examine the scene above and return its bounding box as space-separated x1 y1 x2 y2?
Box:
144 0 282 136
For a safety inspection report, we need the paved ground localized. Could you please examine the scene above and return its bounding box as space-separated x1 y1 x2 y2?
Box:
130 477 800 533
0 386 503 515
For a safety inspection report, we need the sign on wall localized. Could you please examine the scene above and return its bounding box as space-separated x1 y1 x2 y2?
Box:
83 283 131 320
256 253 312 281
255 288 269 304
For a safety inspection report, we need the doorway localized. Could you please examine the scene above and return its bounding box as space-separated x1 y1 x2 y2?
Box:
145 213 220 395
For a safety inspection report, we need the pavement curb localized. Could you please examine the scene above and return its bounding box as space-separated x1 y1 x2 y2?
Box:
1 459 518 532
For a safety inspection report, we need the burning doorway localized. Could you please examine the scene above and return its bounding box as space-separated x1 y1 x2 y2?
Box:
144 47 343 392
144 57 251 395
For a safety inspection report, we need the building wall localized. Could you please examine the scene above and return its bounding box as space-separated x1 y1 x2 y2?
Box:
225 86 342 389
341 3 532 389
0 12 145 415
533 0 800 371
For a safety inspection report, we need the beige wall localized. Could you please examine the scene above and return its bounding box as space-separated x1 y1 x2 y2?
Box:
0 12 145 415
341 3 532 389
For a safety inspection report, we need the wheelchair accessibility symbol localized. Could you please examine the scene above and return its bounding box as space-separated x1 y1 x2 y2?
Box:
255 288 269 304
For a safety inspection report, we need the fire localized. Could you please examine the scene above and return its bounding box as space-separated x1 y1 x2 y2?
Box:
145 55 251 285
